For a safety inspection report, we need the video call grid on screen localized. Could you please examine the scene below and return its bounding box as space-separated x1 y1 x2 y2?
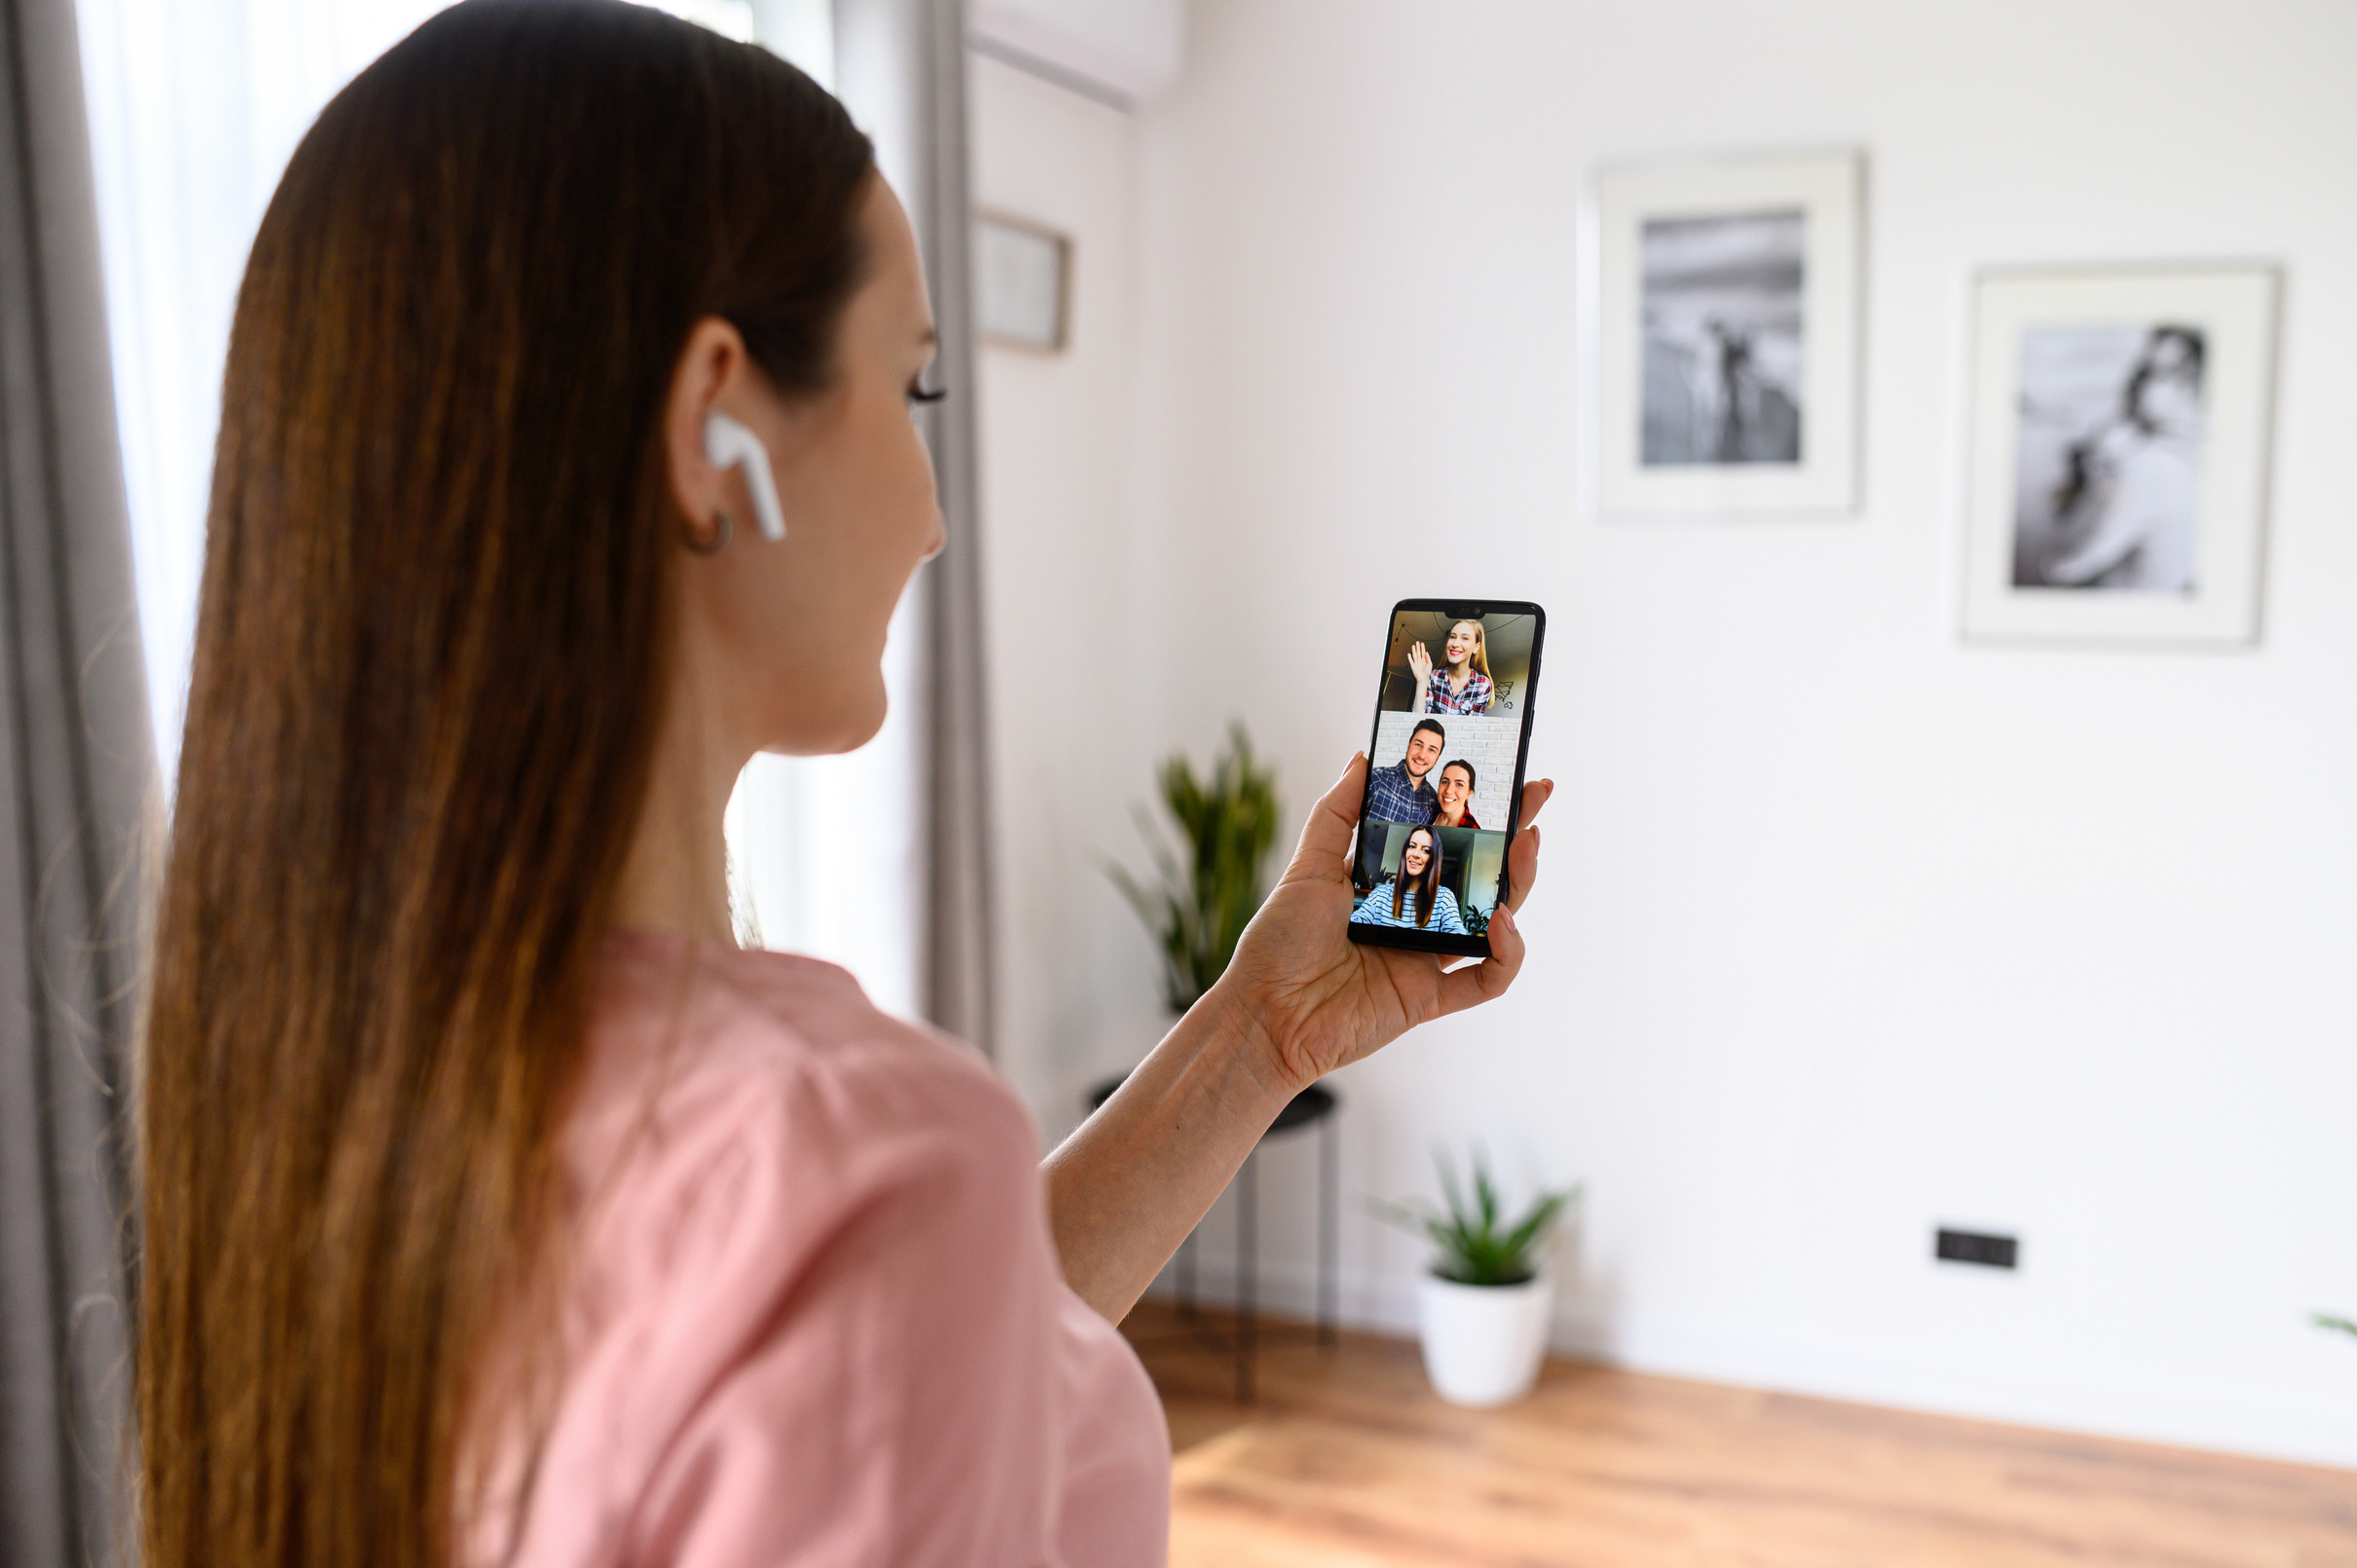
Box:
1351 609 1537 937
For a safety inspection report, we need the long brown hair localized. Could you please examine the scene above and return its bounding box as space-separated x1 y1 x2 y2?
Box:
1391 826 1444 926
134 6 873 1566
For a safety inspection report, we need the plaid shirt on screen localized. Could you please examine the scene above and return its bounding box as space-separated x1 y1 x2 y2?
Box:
1425 667 1494 715
1364 760 1438 826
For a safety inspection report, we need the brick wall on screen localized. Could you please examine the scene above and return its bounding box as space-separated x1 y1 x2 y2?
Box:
1371 711 1518 829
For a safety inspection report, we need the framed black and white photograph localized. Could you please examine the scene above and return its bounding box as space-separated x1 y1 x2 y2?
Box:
1592 149 1861 516
975 210 1070 353
1961 265 2279 646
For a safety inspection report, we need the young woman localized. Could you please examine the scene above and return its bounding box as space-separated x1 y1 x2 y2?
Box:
2040 325 2204 592
1349 826 1469 935
1434 759 1480 830
1409 619 1494 715
133 6 1553 1568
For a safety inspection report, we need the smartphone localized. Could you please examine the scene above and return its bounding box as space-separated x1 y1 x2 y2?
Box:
1346 599 1546 958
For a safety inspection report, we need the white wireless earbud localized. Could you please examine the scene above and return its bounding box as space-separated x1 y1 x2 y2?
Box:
702 411 787 541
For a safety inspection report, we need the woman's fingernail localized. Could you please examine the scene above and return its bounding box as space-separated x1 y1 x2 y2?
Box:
1495 903 1515 932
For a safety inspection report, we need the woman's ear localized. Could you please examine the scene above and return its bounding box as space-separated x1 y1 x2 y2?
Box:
663 317 752 531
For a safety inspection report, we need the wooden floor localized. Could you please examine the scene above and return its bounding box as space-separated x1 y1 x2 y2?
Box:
1120 1300 2357 1568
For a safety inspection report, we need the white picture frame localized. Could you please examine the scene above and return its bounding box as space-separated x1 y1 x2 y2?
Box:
1960 264 2279 647
975 210 1070 353
1592 148 1862 517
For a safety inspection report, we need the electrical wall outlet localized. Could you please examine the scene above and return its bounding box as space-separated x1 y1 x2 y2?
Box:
1935 1228 2018 1269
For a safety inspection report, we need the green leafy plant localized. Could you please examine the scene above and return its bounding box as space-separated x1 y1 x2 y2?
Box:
1369 1147 1580 1288
2316 1313 2357 1339
1104 723 1282 1013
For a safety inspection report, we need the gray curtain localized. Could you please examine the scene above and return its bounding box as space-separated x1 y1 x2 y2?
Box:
833 0 996 1056
0 0 156 1564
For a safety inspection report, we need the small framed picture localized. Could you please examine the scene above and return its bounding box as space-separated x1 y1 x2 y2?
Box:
974 210 1070 353
1961 264 2279 646
1592 148 1862 517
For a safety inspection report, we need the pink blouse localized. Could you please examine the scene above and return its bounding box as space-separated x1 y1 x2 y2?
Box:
468 933 1171 1567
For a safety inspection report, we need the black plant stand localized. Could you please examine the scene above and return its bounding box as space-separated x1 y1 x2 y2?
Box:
1087 1073 1339 1402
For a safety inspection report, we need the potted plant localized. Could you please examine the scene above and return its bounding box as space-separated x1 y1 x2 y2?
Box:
1373 1149 1578 1407
1104 723 1281 1013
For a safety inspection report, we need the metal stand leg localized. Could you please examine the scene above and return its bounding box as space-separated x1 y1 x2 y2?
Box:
1319 1111 1337 1346
1236 1147 1257 1403
1177 1228 1197 1321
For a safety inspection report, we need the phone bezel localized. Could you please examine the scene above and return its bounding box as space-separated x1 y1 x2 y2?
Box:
1346 598 1546 959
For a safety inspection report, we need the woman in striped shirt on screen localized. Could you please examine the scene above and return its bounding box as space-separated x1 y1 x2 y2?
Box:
1351 826 1468 934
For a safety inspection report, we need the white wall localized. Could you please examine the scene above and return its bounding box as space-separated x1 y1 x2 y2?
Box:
971 0 1184 103
972 0 2357 1468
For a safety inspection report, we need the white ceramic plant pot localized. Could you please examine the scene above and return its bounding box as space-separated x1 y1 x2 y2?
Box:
1416 1272 1553 1407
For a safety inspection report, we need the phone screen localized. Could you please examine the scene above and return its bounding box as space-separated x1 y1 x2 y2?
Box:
1348 601 1544 956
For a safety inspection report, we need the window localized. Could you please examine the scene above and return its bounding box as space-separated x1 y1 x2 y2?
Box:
79 0 917 1014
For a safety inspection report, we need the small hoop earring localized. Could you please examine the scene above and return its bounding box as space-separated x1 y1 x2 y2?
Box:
682 509 732 555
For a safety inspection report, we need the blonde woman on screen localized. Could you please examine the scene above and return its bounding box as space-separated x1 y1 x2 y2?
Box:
1409 619 1494 714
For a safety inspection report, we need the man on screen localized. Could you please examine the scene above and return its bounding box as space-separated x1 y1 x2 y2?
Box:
1365 718 1444 826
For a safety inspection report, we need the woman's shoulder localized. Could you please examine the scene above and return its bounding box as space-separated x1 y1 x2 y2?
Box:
556 932 1047 1346
579 931 1034 1189
469 936 1062 1567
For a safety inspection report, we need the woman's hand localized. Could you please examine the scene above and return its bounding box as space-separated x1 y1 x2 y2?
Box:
1406 640 1434 704
1210 753 1553 1095
1047 753 1551 1321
